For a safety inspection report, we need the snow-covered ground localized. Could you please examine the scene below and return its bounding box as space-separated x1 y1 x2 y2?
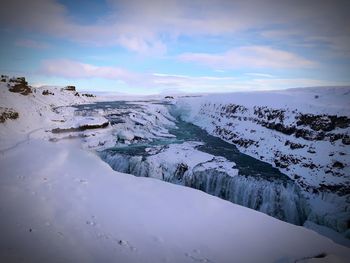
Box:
1 77 350 262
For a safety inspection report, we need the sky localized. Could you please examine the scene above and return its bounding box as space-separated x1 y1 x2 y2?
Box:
0 0 349 94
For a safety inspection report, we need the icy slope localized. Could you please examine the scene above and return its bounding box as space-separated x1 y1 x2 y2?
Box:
1 139 350 263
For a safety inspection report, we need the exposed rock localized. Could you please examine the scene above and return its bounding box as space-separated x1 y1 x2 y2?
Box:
82 93 95 97
274 152 301 169
254 106 285 122
261 122 295 135
174 163 189 180
318 183 350 196
0 107 19 123
52 122 109 133
307 148 316 154
342 135 350 145
296 114 350 132
42 90 54 95
332 161 345 169
63 85 76 91
1 75 9 82
8 77 32 95
285 140 306 150
224 103 248 114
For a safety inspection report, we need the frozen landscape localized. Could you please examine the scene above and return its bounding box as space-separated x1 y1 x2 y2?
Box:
1 76 349 262
1 0 349 262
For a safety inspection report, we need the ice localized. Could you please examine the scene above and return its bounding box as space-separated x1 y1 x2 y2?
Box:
100 142 307 225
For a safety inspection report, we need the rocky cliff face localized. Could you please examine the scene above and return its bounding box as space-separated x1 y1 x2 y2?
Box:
174 89 350 235
191 102 349 196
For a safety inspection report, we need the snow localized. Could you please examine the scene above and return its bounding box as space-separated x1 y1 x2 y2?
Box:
0 82 97 151
1 78 350 262
117 130 135 141
1 139 350 263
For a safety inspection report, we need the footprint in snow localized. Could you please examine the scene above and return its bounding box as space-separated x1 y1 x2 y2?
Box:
86 216 97 227
116 239 137 252
74 178 88 185
185 249 211 263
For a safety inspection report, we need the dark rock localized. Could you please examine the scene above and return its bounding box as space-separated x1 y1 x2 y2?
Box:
285 140 306 149
174 163 188 180
318 183 350 196
296 113 350 132
261 122 295 135
42 89 54 95
274 159 289 169
332 161 345 169
0 108 19 123
1 75 8 82
307 148 316 154
52 121 109 133
82 93 95 97
8 77 32 95
64 85 76 91
342 135 350 145
302 162 318 169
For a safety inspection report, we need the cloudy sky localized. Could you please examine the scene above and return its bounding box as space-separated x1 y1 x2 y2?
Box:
0 0 349 94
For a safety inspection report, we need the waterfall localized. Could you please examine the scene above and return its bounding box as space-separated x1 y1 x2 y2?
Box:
99 151 308 225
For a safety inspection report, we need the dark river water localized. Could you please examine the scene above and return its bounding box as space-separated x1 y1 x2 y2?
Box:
75 101 290 182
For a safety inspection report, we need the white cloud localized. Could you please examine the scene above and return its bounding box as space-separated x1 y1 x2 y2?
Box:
1 0 349 55
179 46 316 69
40 59 135 81
245 73 275 78
39 59 240 92
39 59 347 93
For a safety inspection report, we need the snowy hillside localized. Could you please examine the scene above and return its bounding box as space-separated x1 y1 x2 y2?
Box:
0 76 97 151
1 76 350 262
174 87 350 236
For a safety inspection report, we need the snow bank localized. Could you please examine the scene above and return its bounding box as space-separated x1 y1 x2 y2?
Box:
1 139 349 263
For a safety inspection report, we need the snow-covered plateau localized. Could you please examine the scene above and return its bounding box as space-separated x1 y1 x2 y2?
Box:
1 76 350 262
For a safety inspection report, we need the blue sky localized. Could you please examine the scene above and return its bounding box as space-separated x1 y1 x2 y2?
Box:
0 0 349 94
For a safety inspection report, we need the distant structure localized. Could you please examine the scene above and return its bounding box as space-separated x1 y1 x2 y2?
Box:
63 85 76 91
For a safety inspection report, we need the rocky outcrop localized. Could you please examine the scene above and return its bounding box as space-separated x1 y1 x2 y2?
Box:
296 114 350 132
8 77 32 95
42 90 54 95
63 85 76 91
52 121 109 133
0 107 19 123
181 101 350 198
82 93 95 97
